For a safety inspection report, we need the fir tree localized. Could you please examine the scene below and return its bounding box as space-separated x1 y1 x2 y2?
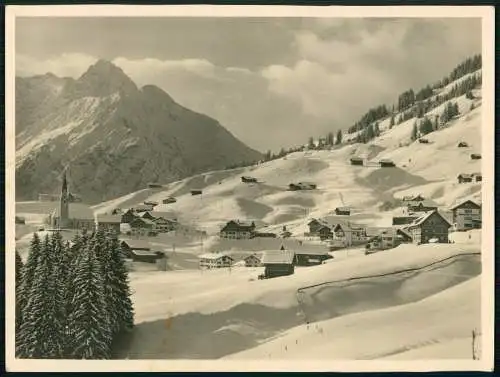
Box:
453 102 460 117
15 250 24 345
17 235 64 358
411 122 418 141
307 137 314 149
326 132 334 146
336 129 342 145
419 117 434 136
107 233 134 336
66 236 112 359
389 114 395 128
16 233 42 356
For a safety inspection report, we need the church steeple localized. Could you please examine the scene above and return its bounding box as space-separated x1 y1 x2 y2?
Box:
60 169 69 228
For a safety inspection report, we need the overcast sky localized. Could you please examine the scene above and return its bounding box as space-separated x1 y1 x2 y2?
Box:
16 17 481 152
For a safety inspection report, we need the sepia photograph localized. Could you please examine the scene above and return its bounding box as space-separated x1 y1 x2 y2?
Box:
5 4 495 373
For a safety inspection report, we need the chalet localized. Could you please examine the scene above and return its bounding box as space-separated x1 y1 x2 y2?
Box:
220 220 256 239
405 210 451 244
133 204 154 213
450 200 481 231
153 217 178 233
294 250 333 266
148 183 163 189
379 159 396 168
457 174 474 184
241 176 258 183
350 157 364 166
121 209 138 224
121 240 164 263
472 173 482 182
96 214 122 234
243 253 262 267
142 211 177 222
191 190 203 196
307 218 335 236
367 228 412 250
15 216 26 225
318 226 333 241
470 153 481 160
418 138 429 144
198 253 234 269
129 217 157 231
162 197 177 204
457 142 469 148
392 216 418 226
260 250 295 279
331 223 368 247
334 207 351 216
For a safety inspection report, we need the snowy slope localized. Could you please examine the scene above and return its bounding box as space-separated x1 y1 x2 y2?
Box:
91 87 482 240
224 277 480 360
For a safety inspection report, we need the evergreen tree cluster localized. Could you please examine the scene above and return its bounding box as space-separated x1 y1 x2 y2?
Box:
15 230 134 359
440 101 460 125
435 54 482 88
347 105 389 134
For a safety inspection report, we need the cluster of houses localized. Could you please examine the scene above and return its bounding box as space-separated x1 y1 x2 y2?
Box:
302 195 482 252
218 220 291 240
457 173 482 184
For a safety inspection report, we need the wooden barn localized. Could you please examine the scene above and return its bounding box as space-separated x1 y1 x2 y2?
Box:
367 228 413 250
143 201 159 207
148 183 163 189
457 142 469 148
350 157 364 166
472 173 482 182
294 250 333 266
288 182 317 191
418 138 429 144
334 207 351 216
379 159 396 168
470 153 482 160
405 210 451 244
406 202 438 215
191 189 203 196
241 176 258 183
198 253 234 269
260 250 295 279
129 217 157 233
133 204 155 213
457 174 474 184
162 197 177 204
120 240 164 263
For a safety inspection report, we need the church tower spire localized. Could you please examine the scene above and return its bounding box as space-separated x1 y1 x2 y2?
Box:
60 168 69 228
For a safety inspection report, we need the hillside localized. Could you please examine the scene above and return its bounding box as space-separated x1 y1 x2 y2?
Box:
91 83 482 242
15 60 262 204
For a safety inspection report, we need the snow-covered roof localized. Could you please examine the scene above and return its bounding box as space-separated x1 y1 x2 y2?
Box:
148 211 178 220
131 249 160 257
134 204 154 211
198 252 233 260
121 239 151 250
96 214 122 223
51 203 95 220
261 250 295 265
407 210 451 228
449 199 481 211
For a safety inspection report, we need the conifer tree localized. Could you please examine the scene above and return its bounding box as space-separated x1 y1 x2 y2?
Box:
66 236 112 359
17 235 64 358
411 122 418 141
107 233 134 336
336 129 342 145
389 114 395 128
15 250 24 344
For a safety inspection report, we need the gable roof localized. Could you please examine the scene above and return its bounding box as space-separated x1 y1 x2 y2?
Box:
222 220 256 229
121 239 151 250
450 199 481 211
457 173 474 179
402 194 425 201
131 217 156 225
52 203 95 220
134 204 154 211
147 211 178 220
261 250 295 265
96 214 122 223
408 210 451 228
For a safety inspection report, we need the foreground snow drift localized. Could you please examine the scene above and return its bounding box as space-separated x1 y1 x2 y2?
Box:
225 276 481 360
114 244 480 359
